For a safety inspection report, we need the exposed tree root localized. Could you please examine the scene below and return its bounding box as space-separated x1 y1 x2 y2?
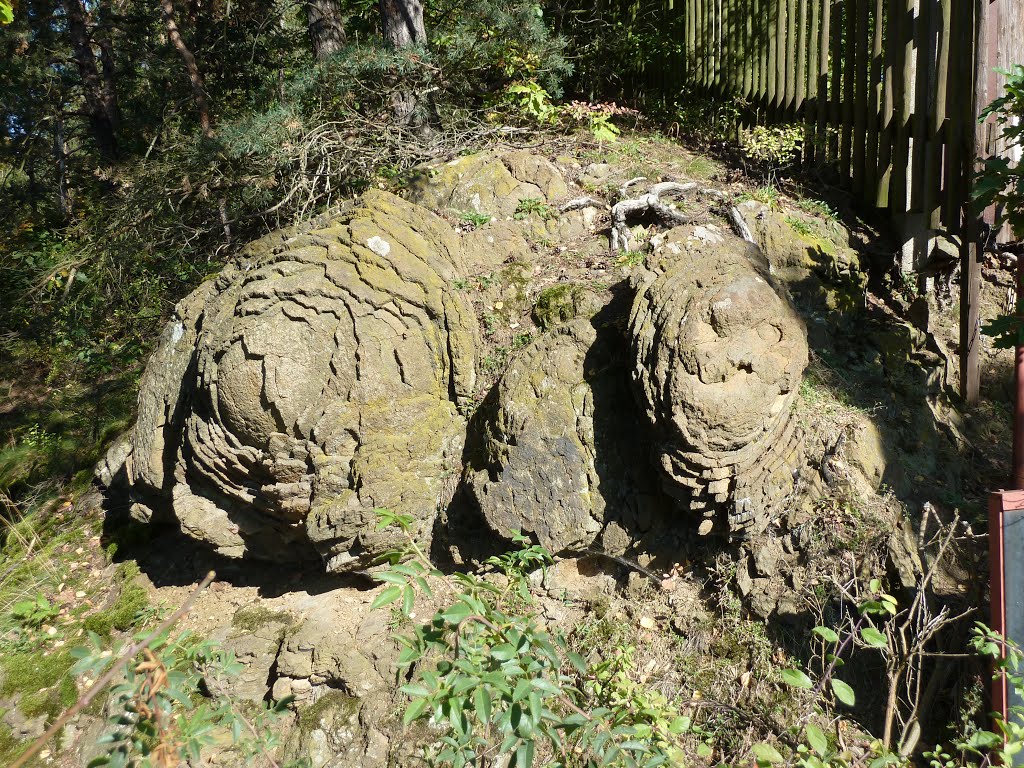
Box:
609 181 757 252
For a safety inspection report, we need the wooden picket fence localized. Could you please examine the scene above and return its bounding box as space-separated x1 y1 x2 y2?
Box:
562 0 1021 265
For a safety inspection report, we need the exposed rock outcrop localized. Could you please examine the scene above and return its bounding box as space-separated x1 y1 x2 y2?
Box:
407 150 569 218
464 319 669 555
629 225 809 535
105 190 478 571
100 150 820 570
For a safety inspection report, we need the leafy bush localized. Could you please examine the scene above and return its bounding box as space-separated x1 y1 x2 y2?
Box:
975 64 1024 237
977 65 1024 349
71 629 295 768
743 124 805 175
372 509 724 767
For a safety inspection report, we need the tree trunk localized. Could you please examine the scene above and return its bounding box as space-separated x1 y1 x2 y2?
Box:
306 0 347 61
54 113 70 219
378 0 426 124
63 0 119 162
379 0 425 49
160 0 214 138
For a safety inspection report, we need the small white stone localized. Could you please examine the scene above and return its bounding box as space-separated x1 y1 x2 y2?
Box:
366 235 391 257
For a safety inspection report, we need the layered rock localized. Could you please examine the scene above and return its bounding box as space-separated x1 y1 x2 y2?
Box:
629 226 809 535
737 200 867 313
105 190 478 571
407 150 569 218
465 319 668 555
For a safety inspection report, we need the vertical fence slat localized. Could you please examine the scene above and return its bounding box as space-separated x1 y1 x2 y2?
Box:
774 0 782 114
805 0 821 163
926 0 949 229
759 0 769 110
828 0 842 159
698 0 707 89
876 0 898 205
686 0 695 88
943 0 967 231
889 0 913 224
864 0 885 201
728 0 737 96
796 0 809 116
852 0 869 198
841 0 855 171
785 0 797 116
744 0 754 98
770 0 774 111
716 0 724 94
816 0 830 160
910 0 931 217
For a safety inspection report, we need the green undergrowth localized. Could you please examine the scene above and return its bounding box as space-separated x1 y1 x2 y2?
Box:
82 561 150 637
0 367 138 500
0 650 77 719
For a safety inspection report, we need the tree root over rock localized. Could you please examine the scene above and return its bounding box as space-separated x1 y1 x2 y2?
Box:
610 181 755 252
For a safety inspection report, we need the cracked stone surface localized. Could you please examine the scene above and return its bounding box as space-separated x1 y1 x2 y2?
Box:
628 225 809 535
104 190 478 571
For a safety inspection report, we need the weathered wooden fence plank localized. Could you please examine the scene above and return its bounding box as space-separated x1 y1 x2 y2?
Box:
852 0 869 198
805 0 821 164
796 0 809 116
785 0 797 115
864 0 885 201
816 0 830 159
828 0 842 160
841 0 855 172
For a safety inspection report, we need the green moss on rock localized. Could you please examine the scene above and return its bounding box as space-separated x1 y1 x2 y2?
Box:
231 606 295 632
83 561 149 636
531 284 598 331
0 651 76 720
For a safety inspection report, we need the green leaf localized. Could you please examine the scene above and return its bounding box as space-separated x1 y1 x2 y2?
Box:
399 683 431 698
0 2 12 24
370 585 402 611
861 627 889 648
804 724 828 756
440 601 473 624
566 651 588 673
780 668 813 688
491 643 518 661
374 571 408 587
402 584 414 616
812 626 840 644
751 742 785 764
831 678 856 706
513 739 535 767
669 716 691 734
474 686 492 724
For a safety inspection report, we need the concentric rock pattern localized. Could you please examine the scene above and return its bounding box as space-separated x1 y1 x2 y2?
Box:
629 225 809 535
108 190 478 571
102 152 814 569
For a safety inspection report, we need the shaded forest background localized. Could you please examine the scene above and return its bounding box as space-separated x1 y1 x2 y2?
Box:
2 0 682 499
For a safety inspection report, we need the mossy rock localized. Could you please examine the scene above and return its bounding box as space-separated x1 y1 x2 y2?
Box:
0 651 77 721
231 605 296 632
82 561 148 636
531 284 601 331
407 151 569 218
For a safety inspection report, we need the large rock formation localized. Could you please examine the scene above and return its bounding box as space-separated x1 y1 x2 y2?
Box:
629 225 809 535
464 319 668 555
105 190 478 571
99 151 817 570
